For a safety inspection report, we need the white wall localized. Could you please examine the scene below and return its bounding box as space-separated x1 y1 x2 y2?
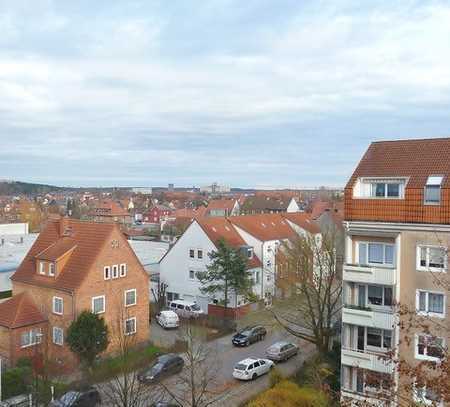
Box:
0 223 28 235
159 221 216 313
287 198 300 213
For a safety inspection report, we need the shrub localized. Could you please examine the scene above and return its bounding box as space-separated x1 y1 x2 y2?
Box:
1 366 31 399
269 367 285 387
248 380 329 407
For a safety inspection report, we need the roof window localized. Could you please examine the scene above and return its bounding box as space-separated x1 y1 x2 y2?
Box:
424 175 443 205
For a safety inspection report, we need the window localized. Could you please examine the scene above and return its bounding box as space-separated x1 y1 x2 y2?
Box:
53 327 64 346
92 295 105 314
366 328 392 350
39 261 45 275
416 290 445 317
247 248 253 259
20 329 42 348
125 289 136 307
424 176 443 204
367 285 393 307
416 334 444 361
417 246 447 272
254 271 260 284
112 265 119 279
125 317 136 335
414 383 443 406
197 249 203 259
370 182 402 198
189 270 195 280
53 297 63 315
359 242 395 266
104 266 111 280
189 249 195 258
120 263 127 277
49 263 55 276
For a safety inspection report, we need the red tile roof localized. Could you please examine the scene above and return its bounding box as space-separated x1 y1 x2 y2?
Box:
229 214 297 241
91 200 129 217
206 199 237 211
281 213 320 234
11 218 116 291
0 292 47 329
36 237 77 261
197 218 262 268
346 138 450 189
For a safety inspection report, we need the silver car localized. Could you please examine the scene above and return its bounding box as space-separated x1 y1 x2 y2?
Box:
265 341 299 362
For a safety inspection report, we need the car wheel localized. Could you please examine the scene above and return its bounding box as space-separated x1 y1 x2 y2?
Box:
252 373 257 380
246 340 250 347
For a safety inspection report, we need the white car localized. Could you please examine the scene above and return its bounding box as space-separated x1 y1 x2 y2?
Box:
232 358 274 381
156 310 180 329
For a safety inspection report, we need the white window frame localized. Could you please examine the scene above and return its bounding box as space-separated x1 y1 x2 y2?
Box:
120 263 127 277
20 328 42 348
52 296 64 315
414 382 444 406
416 245 447 273
357 241 395 266
416 290 446 318
125 317 137 335
104 266 111 280
189 248 195 259
197 249 203 259
112 264 119 279
424 175 443 205
49 262 55 276
415 333 445 362
124 289 137 307
189 270 196 281
92 295 106 314
53 326 64 346
39 261 45 275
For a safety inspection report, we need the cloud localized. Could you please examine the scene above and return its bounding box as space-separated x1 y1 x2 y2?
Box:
1 0 450 187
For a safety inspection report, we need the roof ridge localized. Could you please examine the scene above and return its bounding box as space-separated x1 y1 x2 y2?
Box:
371 136 450 144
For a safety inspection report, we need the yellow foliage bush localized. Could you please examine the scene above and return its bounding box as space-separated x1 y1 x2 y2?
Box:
248 380 329 407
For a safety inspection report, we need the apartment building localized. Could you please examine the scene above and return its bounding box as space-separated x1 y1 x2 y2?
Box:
341 138 450 405
0 217 149 370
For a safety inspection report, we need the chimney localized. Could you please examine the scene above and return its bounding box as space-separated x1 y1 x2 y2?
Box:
59 216 72 237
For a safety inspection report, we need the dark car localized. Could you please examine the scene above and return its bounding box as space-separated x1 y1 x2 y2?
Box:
232 325 267 347
50 387 101 407
138 353 184 384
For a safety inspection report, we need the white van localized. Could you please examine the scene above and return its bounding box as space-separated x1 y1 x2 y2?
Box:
155 310 180 329
168 299 205 318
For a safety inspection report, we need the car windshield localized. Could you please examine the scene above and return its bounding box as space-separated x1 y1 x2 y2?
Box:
59 392 79 404
149 362 164 374
191 304 201 311
235 363 247 371
239 330 251 336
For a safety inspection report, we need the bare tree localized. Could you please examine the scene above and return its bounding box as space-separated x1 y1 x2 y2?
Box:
273 230 342 353
159 322 224 407
98 305 164 407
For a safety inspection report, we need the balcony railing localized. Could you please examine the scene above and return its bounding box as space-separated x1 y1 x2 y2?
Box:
343 263 396 285
342 306 395 330
341 347 394 374
341 388 391 406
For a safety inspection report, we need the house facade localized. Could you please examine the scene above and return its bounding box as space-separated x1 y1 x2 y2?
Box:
144 205 173 224
341 138 450 405
0 217 149 370
88 200 133 225
158 217 262 317
205 199 240 217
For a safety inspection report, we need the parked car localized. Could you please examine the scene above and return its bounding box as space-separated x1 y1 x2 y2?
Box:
50 387 101 407
150 403 180 407
265 341 299 362
156 310 180 329
232 325 267 346
138 353 184 384
168 300 204 318
232 358 274 381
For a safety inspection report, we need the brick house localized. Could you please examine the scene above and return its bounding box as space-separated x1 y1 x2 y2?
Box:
0 217 149 370
144 205 173 224
88 200 133 225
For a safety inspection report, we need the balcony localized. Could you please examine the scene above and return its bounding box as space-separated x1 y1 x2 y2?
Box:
341 348 394 374
342 306 395 330
343 264 396 285
341 389 390 406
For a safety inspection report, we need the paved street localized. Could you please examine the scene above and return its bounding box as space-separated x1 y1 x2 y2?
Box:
98 325 315 406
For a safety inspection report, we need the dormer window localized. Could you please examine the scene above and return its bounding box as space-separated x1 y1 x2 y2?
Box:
424 176 443 205
247 247 253 259
49 263 55 276
39 261 45 275
353 178 406 199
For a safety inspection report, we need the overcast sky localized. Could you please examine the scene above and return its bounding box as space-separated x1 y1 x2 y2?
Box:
1 0 450 188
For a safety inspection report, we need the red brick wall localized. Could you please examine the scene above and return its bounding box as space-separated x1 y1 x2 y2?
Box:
345 187 450 224
208 303 250 319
